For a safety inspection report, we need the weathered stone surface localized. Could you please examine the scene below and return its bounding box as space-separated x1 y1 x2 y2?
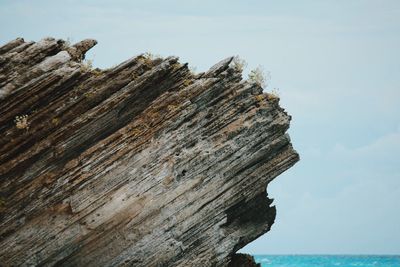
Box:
0 37 299 266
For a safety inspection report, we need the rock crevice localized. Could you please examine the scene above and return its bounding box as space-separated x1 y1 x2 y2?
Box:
0 37 299 266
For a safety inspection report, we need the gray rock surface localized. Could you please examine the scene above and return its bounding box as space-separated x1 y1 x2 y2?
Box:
0 37 299 266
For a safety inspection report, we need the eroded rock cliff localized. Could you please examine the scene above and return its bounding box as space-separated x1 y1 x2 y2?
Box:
0 37 299 266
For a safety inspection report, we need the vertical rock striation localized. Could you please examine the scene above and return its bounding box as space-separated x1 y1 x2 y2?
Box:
0 37 299 266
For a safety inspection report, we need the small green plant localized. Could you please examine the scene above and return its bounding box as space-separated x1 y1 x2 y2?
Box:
255 94 264 101
51 117 60 126
232 56 247 72
65 37 73 47
189 65 197 74
143 52 162 65
141 53 154 65
144 52 155 60
14 115 29 130
91 68 102 76
271 88 280 97
248 66 270 88
268 88 280 100
183 79 193 87
80 59 93 72
83 92 94 98
172 62 182 69
167 104 178 112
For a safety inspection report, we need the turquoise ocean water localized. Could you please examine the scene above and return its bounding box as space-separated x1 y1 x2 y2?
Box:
253 255 400 267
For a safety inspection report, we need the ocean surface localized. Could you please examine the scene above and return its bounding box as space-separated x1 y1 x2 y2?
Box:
253 255 400 267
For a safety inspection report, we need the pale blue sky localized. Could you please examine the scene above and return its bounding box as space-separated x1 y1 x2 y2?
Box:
1 0 399 255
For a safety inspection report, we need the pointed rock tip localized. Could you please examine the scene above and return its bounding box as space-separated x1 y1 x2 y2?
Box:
73 39 97 53
66 39 97 61
204 56 234 78
0 37 25 54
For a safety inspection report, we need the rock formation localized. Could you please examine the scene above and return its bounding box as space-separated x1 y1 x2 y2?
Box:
0 37 299 266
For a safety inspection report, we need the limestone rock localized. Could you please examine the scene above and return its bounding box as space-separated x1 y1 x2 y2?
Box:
0 37 299 266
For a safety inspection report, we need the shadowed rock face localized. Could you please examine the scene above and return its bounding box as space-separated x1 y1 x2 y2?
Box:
0 37 299 267
228 254 261 267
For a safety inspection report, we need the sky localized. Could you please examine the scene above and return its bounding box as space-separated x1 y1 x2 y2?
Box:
1 0 399 255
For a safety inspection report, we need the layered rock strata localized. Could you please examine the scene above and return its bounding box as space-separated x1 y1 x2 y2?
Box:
0 37 299 266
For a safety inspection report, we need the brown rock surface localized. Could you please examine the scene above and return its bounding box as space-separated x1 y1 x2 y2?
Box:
228 253 261 267
0 37 299 266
